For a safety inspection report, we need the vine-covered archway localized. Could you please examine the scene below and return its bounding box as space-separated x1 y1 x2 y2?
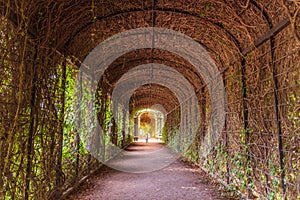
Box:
0 1 299 199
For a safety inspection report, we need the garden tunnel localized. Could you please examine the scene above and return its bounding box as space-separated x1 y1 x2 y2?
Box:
0 0 299 199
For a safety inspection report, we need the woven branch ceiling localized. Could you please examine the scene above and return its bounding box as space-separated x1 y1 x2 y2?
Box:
1 0 299 111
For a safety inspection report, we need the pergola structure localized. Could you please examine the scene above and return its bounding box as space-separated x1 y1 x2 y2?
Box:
0 1 299 199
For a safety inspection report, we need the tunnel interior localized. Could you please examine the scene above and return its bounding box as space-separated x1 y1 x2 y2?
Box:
0 0 299 199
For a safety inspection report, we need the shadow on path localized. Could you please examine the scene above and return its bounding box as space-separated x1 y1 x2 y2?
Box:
66 142 235 200
105 141 179 173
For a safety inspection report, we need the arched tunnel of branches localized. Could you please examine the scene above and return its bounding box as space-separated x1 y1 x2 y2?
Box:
0 0 299 199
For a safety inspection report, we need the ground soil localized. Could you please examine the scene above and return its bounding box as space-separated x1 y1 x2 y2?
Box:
66 142 236 200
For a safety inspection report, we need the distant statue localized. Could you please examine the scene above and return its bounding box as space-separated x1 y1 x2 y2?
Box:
145 134 149 143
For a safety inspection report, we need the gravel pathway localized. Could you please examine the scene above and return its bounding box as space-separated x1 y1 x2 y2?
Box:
67 142 232 200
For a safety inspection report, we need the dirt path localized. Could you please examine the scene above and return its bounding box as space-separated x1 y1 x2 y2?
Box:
67 142 232 200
